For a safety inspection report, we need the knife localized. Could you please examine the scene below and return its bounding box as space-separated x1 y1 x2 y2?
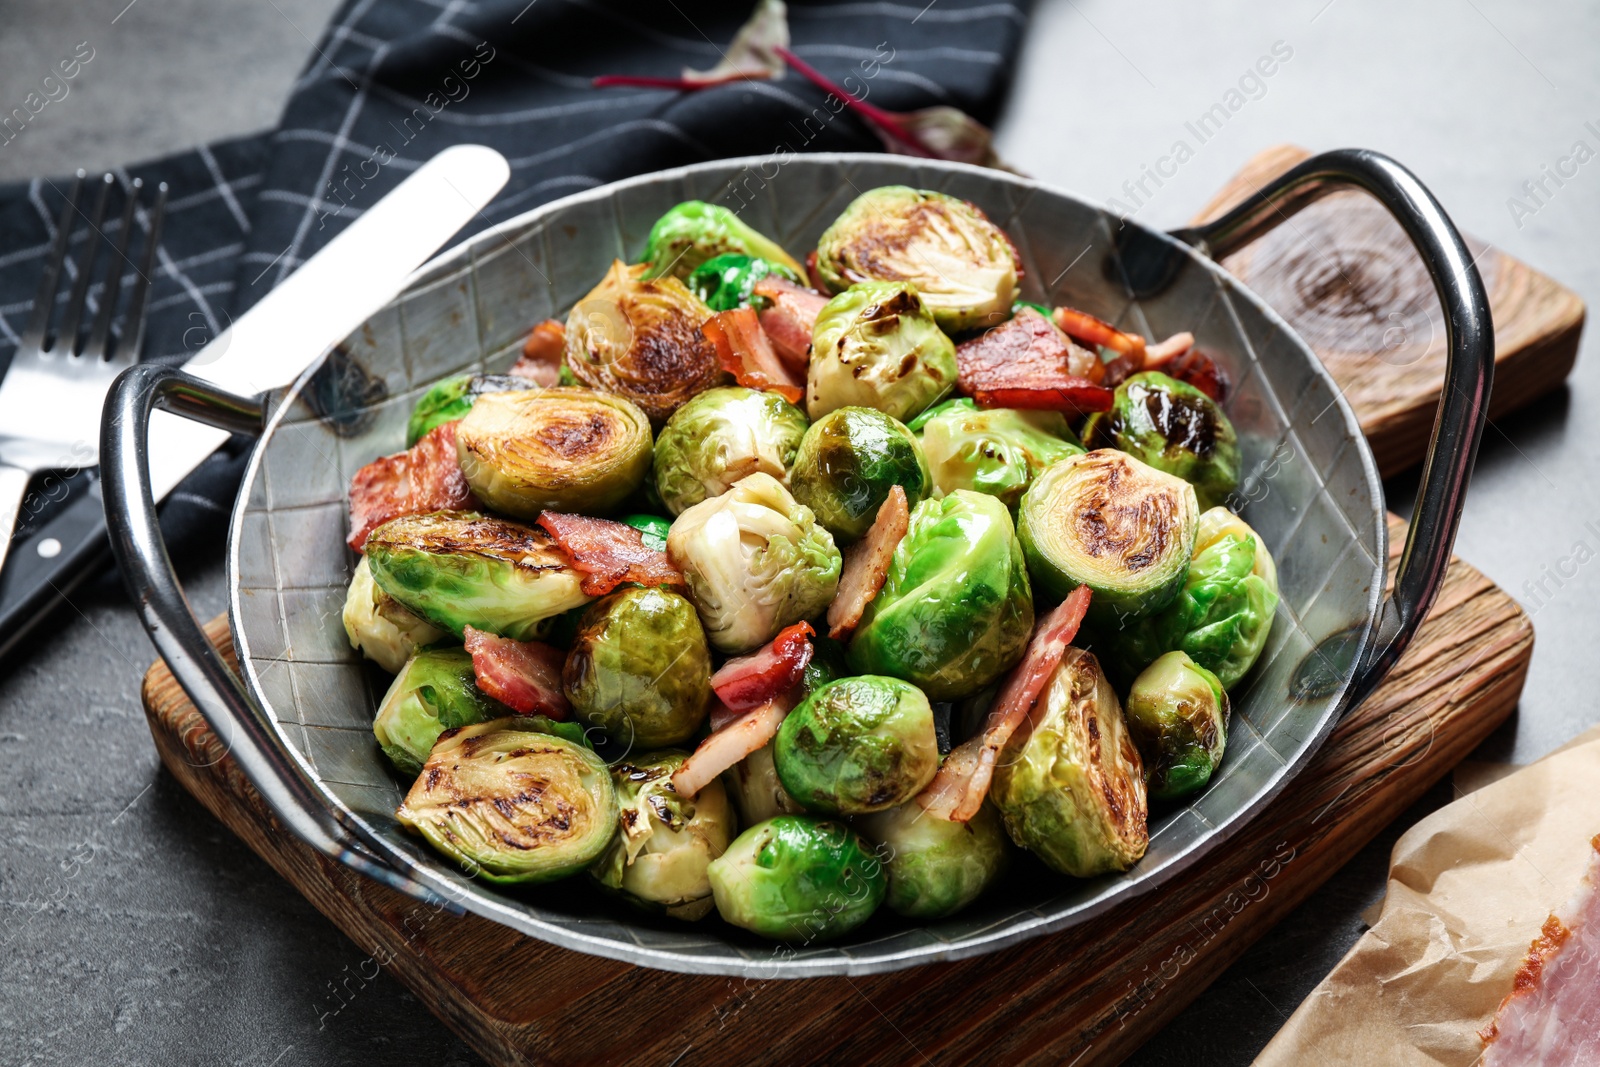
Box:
0 144 510 657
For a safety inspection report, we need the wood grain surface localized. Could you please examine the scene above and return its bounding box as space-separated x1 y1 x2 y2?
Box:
1192 144 1584 476
140 513 1532 1066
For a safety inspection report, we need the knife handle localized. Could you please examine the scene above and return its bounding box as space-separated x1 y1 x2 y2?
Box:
0 475 111 658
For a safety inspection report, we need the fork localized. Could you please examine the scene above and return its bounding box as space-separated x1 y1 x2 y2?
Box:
0 171 167 579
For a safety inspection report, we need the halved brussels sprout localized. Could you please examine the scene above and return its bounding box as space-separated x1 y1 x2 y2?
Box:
563 586 713 749
652 386 809 517
909 397 1085 510
686 253 803 311
397 718 618 884
638 201 805 282
1100 507 1279 690
806 281 957 424
1125 651 1229 800
857 799 1009 919
666 472 841 654
621 513 672 553
774 676 939 815
405 373 526 447
848 490 1033 701
814 187 1019 333
455 387 653 519
706 815 886 941
342 556 447 674
372 648 503 777
364 510 592 641
1017 449 1199 621
990 648 1148 877
789 406 929 543
1081 372 1241 510
589 750 737 920
564 260 725 426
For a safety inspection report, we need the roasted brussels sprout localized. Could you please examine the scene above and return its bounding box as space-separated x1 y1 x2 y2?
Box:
652 386 809 517
686 252 803 311
774 676 939 815
638 201 805 283
666 472 841 654
857 800 1008 919
564 259 725 426
455 387 653 519
909 397 1085 510
1081 372 1241 509
563 586 713 749
1017 449 1199 621
589 751 737 920
848 490 1033 701
371 648 503 777
722 742 807 826
405 373 525 447
806 281 957 424
1100 507 1279 690
789 407 929 543
1125 651 1229 800
364 510 592 641
621 513 672 552
814 187 1019 332
397 718 618 884
342 556 447 674
706 815 886 941
990 648 1148 877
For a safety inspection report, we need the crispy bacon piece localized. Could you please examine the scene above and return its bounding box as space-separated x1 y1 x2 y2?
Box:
971 384 1114 416
463 625 571 720
1164 346 1229 402
534 512 683 596
510 319 565 386
346 421 478 552
701 308 805 404
707 696 740 734
827 486 909 641
1053 306 1147 360
671 696 795 798
956 308 1115 418
918 586 1092 822
1144 331 1194 367
711 622 815 711
753 276 829 374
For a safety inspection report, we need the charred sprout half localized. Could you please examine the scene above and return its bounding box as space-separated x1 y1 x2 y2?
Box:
562 586 713 749
564 259 726 426
1081 371 1241 510
990 648 1148 877
406 373 527 447
666 472 841 654
397 718 618 884
364 510 592 641
638 201 805 283
1017 449 1199 621
686 252 804 311
342 556 447 674
652 386 809 517
1124 651 1229 800
774 676 939 816
814 186 1019 333
857 799 1009 919
589 751 737 920
909 397 1085 510
455 387 653 519
806 281 956 424
848 490 1033 701
707 815 886 941
789 406 929 544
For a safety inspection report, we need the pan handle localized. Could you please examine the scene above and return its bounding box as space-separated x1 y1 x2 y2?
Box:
1171 147 1493 709
101 363 454 909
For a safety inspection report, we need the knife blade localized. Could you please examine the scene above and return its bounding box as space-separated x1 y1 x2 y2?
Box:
0 144 510 656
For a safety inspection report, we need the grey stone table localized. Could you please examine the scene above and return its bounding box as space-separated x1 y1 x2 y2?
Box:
1 1 1596 1063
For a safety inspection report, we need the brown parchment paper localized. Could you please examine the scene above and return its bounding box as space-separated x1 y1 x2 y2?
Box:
1255 727 1600 1067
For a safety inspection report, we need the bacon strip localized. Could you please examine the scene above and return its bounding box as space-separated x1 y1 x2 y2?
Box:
347 421 478 552
1053 306 1147 360
917 586 1093 822
711 622 815 711
510 319 565 386
971 384 1114 416
463 625 571 720
1144 331 1194 367
534 512 684 596
752 276 829 374
701 307 805 404
827 486 909 640
671 696 795 798
1164 345 1230 402
958 307 1103 386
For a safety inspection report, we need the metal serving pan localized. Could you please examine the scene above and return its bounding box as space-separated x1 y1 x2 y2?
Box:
102 150 1490 978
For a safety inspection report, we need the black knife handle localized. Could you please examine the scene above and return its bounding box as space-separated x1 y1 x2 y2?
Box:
0 478 111 659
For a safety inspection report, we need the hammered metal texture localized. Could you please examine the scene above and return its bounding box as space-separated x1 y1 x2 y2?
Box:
228 155 1386 978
